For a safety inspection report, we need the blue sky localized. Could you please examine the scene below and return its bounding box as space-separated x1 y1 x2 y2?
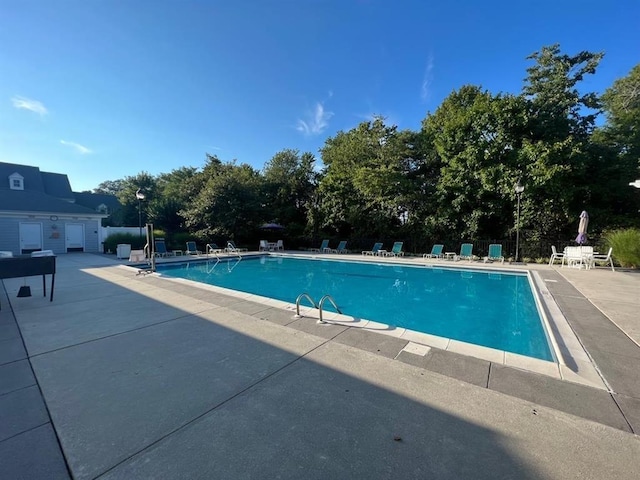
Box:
1 0 638 192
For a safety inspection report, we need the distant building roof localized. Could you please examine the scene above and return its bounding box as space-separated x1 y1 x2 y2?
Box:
0 189 103 216
0 161 105 217
74 192 122 212
0 162 45 192
41 172 74 200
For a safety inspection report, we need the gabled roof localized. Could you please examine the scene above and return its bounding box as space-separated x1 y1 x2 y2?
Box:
0 162 45 192
41 172 74 200
0 189 103 216
74 192 122 211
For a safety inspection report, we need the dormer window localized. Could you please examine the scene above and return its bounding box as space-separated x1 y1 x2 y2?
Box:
97 203 108 214
9 173 24 190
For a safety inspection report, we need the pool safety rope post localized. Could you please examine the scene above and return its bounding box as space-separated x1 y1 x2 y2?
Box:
318 295 342 324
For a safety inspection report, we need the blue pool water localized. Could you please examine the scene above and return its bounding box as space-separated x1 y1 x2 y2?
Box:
157 256 554 361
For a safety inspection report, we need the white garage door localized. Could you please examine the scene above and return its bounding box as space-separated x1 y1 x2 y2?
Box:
20 222 43 253
66 223 85 251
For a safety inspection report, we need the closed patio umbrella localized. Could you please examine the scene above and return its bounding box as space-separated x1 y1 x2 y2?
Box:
575 210 589 245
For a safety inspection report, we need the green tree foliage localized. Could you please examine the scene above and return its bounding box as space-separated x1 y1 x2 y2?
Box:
181 157 264 242
318 117 419 238
262 150 318 236
115 172 159 227
422 86 528 240
600 63 640 166
520 44 605 239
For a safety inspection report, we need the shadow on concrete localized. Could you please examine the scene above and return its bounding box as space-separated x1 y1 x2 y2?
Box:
2 255 637 479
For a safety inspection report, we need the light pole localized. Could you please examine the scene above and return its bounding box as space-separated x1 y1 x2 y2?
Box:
135 188 145 237
514 180 525 263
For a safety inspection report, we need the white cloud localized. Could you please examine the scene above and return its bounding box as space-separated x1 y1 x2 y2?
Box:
11 95 48 116
421 53 435 101
60 140 93 155
296 102 334 136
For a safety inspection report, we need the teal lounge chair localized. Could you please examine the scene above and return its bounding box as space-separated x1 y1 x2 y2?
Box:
155 238 169 258
385 241 404 257
186 241 201 255
310 239 330 253
423 244 444 259
362 242 383 255
331 240 348 254
457 243 473 261
483 244 504 263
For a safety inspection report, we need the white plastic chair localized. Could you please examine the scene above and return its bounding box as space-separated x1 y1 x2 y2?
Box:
549 246 565 266
590 247 615 272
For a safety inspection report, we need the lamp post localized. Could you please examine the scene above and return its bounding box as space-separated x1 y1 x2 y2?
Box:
514 180 525 263
135 188 145 237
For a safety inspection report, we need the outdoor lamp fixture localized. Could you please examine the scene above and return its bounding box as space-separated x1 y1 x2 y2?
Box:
514 180 525 263
135 188 145 237
630 180 640 189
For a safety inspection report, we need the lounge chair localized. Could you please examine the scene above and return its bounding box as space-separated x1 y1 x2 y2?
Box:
483 244 504 263
259 240 270 251
549 246 565 266
362 242 383 255
310 239 330 253
155 238 169 258
589 247 615 271
331 240 348 254
384 241 404 257
226 241 248 253
457 243 473 261
206 243 224 254
423 244 444 259
185 241 202 255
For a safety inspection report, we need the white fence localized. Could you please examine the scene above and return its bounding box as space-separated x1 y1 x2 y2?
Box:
99 226 145 246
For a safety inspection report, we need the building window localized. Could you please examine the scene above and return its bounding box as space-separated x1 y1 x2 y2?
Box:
9 173 24 190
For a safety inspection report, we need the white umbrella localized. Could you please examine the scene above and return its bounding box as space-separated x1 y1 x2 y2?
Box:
575 210 589 245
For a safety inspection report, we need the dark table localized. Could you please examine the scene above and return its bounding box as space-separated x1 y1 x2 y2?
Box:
0 255 56 309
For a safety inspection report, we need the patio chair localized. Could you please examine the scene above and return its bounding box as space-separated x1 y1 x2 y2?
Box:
590 247 615 272
362 242 383 255
423 244 444 259
549 246 565 266
226 241 248 253
310 239 330 253
483 244 504 263
154 238 169 258
331 240 348 254
457 243 474 261
259 240 270 251
276 240 284 251
384 241 404 257
185 241 201 255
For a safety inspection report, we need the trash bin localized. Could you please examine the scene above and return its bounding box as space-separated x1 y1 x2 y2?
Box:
116 244 131 259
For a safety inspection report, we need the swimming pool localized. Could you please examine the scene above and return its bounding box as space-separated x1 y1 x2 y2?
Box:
157 256 554 361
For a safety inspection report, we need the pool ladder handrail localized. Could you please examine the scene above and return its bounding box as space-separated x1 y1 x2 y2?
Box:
294 293 342 324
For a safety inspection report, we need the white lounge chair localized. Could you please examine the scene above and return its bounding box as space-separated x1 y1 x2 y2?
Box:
590 247 615 271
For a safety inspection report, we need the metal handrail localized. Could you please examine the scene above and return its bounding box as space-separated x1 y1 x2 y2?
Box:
318 295 342 324
294 293 318 318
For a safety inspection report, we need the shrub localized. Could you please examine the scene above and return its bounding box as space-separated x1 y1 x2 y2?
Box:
603 229 640 268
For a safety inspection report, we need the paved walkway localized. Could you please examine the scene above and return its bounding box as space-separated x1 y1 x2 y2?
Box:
1 253 639 479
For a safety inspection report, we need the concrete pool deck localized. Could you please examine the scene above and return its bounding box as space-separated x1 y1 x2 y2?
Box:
1 252 639 478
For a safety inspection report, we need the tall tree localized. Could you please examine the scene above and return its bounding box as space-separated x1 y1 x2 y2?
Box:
262 149 317 236
181 158 264 242
520 44 604 239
